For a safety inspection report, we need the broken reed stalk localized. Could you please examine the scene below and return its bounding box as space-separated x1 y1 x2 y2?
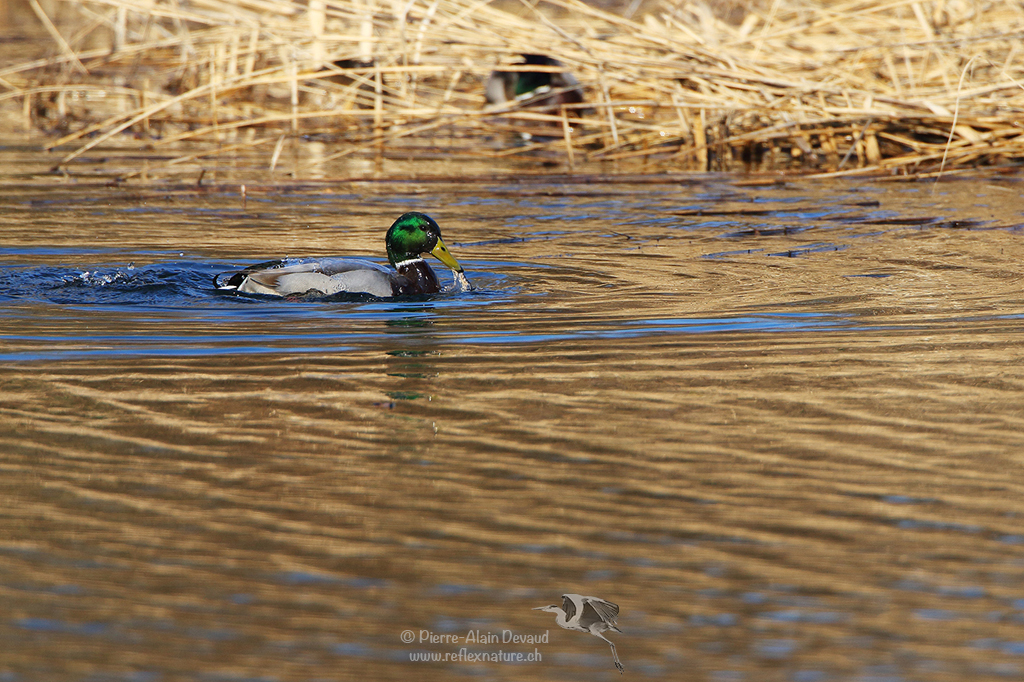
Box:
4 0 1024 178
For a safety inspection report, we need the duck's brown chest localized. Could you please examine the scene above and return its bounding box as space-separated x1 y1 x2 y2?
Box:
392 260 441 295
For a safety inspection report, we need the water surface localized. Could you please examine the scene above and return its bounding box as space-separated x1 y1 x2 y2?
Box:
2 161 1024 681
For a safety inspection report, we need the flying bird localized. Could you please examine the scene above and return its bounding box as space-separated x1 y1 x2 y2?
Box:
534 593 624 673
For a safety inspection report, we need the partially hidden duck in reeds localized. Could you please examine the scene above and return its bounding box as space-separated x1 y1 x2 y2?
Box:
214 212 472 298
485 54 584 112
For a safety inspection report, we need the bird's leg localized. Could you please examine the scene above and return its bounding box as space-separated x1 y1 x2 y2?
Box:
594 632 624 674
609 642 624 674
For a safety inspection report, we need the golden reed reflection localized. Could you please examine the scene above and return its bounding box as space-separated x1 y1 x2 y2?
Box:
3 172 1024 678
2 322 1024 680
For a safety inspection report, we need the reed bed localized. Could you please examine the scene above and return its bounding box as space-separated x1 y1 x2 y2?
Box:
4 0 1024 178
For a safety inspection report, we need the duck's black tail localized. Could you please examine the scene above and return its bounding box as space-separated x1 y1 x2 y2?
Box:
213 259 285 291
212 271 245 290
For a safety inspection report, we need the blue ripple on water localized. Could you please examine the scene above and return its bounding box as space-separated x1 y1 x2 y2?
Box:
0 254 888 361
16 617 108 635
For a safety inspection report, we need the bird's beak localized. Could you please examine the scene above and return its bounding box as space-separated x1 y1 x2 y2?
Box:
532 606 548 610
429 237 464 273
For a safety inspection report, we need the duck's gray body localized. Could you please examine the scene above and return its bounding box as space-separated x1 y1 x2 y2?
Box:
232 258 394 297
215 257 441 298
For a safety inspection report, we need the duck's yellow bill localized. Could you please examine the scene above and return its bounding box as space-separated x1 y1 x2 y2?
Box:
430 237 464 272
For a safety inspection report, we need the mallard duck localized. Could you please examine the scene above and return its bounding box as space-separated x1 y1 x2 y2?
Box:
214 212 471 298
485 54 584 111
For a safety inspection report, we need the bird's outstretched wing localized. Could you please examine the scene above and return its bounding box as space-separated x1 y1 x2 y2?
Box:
561 595 578 623
581 596 620 625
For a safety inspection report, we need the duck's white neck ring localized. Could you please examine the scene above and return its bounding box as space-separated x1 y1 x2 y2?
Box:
394 257 425 269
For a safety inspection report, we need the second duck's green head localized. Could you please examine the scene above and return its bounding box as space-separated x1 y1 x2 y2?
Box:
385 212 464 273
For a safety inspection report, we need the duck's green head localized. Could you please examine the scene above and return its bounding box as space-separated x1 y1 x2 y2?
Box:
385 212 464 273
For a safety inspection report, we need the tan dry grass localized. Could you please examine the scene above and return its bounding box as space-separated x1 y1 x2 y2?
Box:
3 0 1024 178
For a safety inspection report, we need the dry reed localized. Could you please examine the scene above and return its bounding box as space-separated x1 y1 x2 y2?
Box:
3 0 1024 178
